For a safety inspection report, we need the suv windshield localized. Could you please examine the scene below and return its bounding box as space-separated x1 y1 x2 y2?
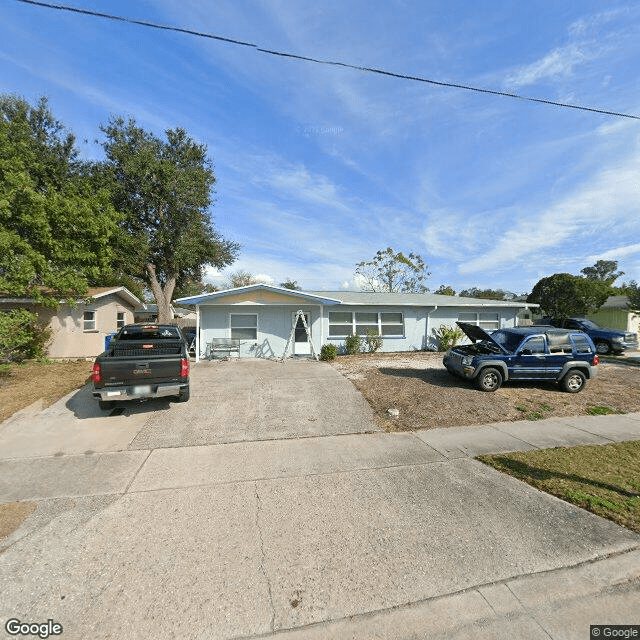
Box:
489 330 522 353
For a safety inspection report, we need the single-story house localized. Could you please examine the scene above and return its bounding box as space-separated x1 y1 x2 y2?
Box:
585 295 639 335
134 303 196 326
176 284 538 361
0 286 141 359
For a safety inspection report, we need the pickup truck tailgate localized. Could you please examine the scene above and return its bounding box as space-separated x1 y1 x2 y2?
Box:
100 340 184 385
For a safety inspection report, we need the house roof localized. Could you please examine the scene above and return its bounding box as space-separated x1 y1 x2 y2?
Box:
176 284 537 308
600 295 630 309
307 290 536 307
175 284 343 306
0 286 141 307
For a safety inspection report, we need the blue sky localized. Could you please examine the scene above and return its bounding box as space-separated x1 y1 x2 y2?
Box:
3 1 640 294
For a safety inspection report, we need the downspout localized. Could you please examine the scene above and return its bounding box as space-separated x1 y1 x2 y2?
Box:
195 304 200 363
426 305 437 349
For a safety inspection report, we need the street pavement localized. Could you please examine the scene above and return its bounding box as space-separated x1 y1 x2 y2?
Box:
1 358 639 639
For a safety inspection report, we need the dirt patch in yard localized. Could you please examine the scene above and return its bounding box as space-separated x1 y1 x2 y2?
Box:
0 360 93 424
331 352 640 431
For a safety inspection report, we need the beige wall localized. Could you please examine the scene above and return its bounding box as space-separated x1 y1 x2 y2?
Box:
1 295 136 359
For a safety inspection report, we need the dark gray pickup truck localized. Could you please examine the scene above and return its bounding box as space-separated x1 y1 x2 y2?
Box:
91 323 190 411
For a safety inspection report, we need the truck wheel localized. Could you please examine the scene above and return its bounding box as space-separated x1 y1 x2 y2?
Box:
177 386 190 403
476 368 502 392
98 400 115 411
595 341 611 355
561 369 586 393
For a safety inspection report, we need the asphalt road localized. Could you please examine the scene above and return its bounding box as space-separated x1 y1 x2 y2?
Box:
1 358 639 639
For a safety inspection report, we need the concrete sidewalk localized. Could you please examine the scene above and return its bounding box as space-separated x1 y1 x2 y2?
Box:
2 412 640 639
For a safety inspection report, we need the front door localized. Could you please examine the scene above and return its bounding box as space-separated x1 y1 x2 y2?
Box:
293 312 311 355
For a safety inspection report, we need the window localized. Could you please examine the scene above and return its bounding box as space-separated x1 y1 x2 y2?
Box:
521 336 545 354
457 311 500 330
328 311 404 337
116 312 125 329
381 312 404 336
355 312 378 335
230 314 257 340
83 310 96 332
572 334 593 354
329 312 353 336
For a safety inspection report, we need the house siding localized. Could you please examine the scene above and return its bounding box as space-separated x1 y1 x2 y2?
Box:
183 286 536 359
0 293 137 359
199 305 323 358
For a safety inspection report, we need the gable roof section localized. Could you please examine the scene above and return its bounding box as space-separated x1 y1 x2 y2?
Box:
175 284 343 306
0 286 141 307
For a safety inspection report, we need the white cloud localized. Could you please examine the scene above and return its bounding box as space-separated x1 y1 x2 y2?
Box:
459 153 640 275
506 45 588 88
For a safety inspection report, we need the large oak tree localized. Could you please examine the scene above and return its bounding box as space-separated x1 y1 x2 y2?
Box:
0 95 118 303
100 117 239 322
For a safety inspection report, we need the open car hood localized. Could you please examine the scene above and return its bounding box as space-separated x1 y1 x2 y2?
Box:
456 321 508 353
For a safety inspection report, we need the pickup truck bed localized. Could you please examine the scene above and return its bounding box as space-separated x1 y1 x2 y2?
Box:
91 324 190 410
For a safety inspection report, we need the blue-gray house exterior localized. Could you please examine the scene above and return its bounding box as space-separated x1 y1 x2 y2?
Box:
176 284 537 361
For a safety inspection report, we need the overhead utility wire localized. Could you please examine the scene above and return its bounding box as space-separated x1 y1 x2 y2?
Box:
14 0 640 121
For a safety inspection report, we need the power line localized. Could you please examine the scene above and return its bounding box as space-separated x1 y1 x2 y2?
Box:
13 0 640 121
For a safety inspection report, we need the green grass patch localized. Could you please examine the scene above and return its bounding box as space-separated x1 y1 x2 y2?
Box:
587 406 623 416
478 440 640 533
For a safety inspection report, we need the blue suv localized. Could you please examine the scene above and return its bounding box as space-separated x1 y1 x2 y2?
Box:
443 322 599 392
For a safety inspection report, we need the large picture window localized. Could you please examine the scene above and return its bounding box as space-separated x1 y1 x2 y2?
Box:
328 311 404 337
230 314 257 340
457 311 500 330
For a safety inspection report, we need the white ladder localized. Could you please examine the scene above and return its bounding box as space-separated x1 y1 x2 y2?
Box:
281 310 318 361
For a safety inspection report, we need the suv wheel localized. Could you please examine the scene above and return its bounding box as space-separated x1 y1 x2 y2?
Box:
595 341 611 355
476 367 502 392
561 369 586 393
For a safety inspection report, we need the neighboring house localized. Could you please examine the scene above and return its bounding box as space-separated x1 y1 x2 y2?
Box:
134 303 197 328
585 295 639 335
176 284 538 361
0 286 141 359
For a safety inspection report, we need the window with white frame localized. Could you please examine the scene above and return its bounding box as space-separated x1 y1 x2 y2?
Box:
83 310 96 332
116 312 125 329
328 311 404 337
230 314 257 340
457 311 500 330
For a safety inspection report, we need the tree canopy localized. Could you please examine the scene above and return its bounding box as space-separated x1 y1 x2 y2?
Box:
355 248 430 293
100 117 239 322
527 273 610 318
580 260 624 285
0 95 119 303
434 285 456 296
458 287 515 300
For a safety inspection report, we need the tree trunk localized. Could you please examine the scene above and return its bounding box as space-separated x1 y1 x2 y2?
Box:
147 263 176 324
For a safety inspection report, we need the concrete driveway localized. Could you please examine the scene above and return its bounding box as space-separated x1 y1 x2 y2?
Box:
1 359 639 639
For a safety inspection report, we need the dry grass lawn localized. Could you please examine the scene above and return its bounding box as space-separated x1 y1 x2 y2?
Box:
0 360 93 424
331 352 640 430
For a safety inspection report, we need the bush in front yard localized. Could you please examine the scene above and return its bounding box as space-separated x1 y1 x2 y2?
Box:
320 343 338 361
344 333 362 355
432 324 464 351
0 309 51 362
364 329 383 353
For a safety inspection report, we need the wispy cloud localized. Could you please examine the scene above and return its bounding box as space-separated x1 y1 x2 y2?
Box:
506 44 589 88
